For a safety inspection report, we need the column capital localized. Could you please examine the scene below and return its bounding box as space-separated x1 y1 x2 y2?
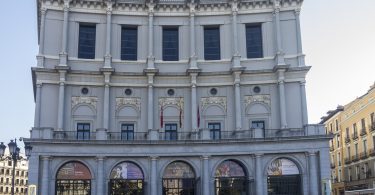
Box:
254 153 264 158
201 155 210 160
294 8 301 16
40 7 47 15
150 156 159 161
307 151 318 156
96 156 106 161
299 80 306 86
63 0 70 12
41 155 51 161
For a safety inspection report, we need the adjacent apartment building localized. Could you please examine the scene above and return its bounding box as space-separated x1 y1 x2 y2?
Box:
321 83 375 194
24 0 331 194
0 153 28 195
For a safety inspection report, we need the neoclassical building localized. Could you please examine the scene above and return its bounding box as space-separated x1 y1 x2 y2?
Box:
25 0 330 194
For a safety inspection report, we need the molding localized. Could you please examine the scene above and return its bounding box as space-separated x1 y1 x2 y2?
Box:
159 97 184 110
116 97 141 112
244 95 271 108
71 96 98 110
200 96 227 112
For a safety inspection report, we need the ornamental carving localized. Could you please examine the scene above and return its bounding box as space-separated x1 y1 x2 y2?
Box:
71 96 98 109
244 95 271 108
116 98 141 112
159 97 184 110
200 96 227 112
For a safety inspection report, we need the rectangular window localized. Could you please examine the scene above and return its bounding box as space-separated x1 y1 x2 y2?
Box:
121 123 134 140
346 128 349 139
364 139 367 155
77 123 90 140
355 143 358 157
361 118 366 131
347 146 351 158
353 123 357 135
356 166 360 180
371 113 374 125
335 119 339 132
204 26 220 60
165 123 178 140
246 24 263 58
208 122 221 140
163 27 179 61
337 152 341 166
337 135 340 148
348 168 352 181
121 26 138 61
78 24 96 59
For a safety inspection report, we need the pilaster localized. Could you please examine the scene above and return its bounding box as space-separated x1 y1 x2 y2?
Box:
232 70 243 130
147 3 155 70
254 153 264 195
189 2 198 69
150 156 159 195
37 7 47 68
34 83 42 127
294 8 305 67
274 65 288 129
273 0 286 66
102 71 112 129
59 0 70 66
300 81 308 126
56 69 68 131
104 1 112 68
308 151 319 195
190 73 198 131
231 1 241 68
96 156 105 195
41 156 51 195
201 155 210 195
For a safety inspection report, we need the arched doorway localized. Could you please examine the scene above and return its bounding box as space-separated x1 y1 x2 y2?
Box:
108 161 144 195
56 161 92 195
214 160 248 195
267 158 302 195
162 161 196 195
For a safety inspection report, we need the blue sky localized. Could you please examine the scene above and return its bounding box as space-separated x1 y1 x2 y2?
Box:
0 0 374 149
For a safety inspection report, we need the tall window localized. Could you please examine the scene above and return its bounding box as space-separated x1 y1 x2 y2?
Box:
162 27 179 61
121 123 134 140
165 123 177 140
121 26 137 61
208 122 221 140
355 143 358 158
348 167 352 181
204 26 220 60
337 135 340 148
347 146 351 158
371 113 374 125
363 139 367 155
77 123 90 140
356 166 360 180
335 119 339 132
337 153 341 166
361 118 366 132
78 24 96 59
353 123 357 135
346 128 349 139
246 24 263 58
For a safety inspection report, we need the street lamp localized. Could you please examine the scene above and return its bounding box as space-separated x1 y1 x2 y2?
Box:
0 139 31 195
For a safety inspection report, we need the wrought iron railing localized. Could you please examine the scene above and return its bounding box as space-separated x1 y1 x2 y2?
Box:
107 132 148 141
360 152 368 160
344 157 351 165
352 133 359 140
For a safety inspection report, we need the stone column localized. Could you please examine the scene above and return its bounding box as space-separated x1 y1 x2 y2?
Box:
103 72 111 130
231 2 241 68
59 0 70 66
277 69 287 129
300 81 308 126
147 73 158 140
273 0 286 65
96 156 105 195
202 155 210 195
41 156 50 195
191 73 198 131
308 151 318 195
254 154 264 195
294 8 305 67
37 7 47 67
57 70 67 131
233 72 242 130
34 84 42 127
147 3 155 69
189 3 198 69
104 2 112 68
150 156 158 195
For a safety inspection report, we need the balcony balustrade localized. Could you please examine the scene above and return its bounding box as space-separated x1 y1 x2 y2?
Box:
345 137 351 143
352 155 360 162
369 148 375 156
360 129 367 136
344 157 351 165
29 125 328 142
330 163 335 169
370 123 375 132
352 133 359 140
360 152 368 160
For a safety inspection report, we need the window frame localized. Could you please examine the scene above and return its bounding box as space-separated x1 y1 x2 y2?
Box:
245 23 263 59
204 26 221 60
208 122 221 140
76 122 91 140
78 24 96 59
164 123 178 141
121 123 135 140
162 26 179 61
121 26 138 61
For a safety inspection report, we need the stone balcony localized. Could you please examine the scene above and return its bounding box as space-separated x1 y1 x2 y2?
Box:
29 124 328 142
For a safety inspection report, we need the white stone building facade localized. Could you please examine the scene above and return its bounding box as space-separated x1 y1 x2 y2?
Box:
25 0 331 194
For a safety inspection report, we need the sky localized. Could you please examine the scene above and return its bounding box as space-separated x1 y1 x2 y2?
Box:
0 0 374 150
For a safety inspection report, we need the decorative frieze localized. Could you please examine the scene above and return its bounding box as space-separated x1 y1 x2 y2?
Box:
71 96 98 109
200 96 227 111
244 95 271 108
116 97 141 112
159 97 184 110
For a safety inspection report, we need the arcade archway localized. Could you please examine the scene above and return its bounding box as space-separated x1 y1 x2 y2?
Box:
108 161 144 195
214 160 248 195
267 158 302 195
55 161 92 195
162 161 196 195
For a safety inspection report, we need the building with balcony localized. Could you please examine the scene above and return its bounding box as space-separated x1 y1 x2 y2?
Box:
0 150 29 195
321 83 375 195
24 0 331 194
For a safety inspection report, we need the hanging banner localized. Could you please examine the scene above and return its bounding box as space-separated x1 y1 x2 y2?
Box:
267 158 299 176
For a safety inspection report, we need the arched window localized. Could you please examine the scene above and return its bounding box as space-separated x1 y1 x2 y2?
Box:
267 158 302 195
214 160 248 195
162 161 196 195
109 162 144 195
56 161 91 195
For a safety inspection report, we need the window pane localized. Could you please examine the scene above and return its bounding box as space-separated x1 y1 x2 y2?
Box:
78 25 96 59
163 27 179 61
204 27 220 60
121 27 138 61
246 24 263 58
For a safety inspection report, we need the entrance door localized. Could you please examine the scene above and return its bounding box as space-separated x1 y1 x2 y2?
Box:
162 161 196 195
267 175 301 195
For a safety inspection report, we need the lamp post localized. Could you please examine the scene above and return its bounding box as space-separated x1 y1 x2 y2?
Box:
0 139 32 195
